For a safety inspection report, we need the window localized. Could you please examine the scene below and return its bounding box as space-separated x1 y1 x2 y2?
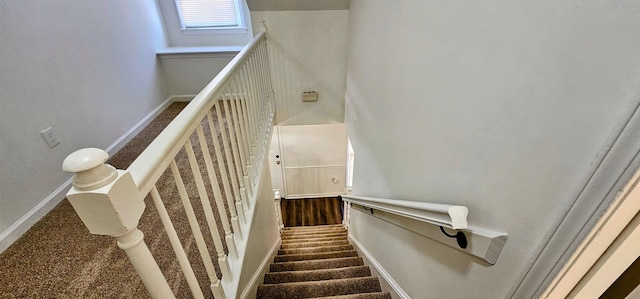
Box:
156 0 252 47
175 0 244 30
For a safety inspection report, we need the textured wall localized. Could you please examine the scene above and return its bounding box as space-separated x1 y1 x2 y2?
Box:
252 10 349 125
0 0 169 250
345 0 640 297
238 157 280 298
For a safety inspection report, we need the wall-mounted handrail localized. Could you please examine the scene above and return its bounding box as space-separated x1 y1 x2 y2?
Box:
341 195 469 229
342 195 508 265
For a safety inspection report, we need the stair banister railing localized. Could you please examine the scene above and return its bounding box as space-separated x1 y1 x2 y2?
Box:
342 195 508 265
342 195 469 229
127 30 271 196
63 25 274 298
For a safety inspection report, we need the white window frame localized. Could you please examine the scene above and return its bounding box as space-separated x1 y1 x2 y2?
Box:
173 0 248 35
155 0 253 47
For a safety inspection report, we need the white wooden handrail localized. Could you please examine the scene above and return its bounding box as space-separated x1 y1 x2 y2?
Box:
128 31 268 195
341 195 469 229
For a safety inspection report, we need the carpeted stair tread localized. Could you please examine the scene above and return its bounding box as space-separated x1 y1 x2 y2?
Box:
282 226 346 235
283 224 344 231
281 240 350 249
282 226 346 233
281 231 346 238
282 231 348 240
270 257 364 272
256 276 383 298
282 227 346 236
283 228 347 234
274 250 358 263
282 235 348 244
278 244 355 255
263 266 372 284
259 225 388 299
312 292 393 299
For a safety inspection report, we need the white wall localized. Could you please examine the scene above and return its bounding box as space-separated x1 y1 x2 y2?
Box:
252 10 348 125
345 1 640 298
278 124 347 198
0 0 169 251
159 52 236 97
238 151 280 298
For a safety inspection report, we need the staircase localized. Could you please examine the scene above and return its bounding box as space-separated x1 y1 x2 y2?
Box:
257 224 391 299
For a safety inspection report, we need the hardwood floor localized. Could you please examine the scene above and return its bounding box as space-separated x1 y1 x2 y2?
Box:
280 197 343 227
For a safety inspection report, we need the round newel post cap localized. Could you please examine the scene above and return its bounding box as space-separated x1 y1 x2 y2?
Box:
63 148 117 190
63 148 109 172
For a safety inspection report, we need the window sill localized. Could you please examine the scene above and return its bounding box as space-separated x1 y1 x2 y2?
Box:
156 46 243 59
181 27 248 35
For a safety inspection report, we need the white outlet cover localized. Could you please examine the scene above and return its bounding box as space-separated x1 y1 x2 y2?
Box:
41 126 61 148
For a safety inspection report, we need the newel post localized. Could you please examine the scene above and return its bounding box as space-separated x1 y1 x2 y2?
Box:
63 148 175 299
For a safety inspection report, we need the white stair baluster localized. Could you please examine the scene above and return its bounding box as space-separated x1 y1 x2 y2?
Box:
194 126 238 258
206 111 243 239
215 101 247 223
230 79 250 168
149 186 207 299
169 160 223 286
230 79 253 196
222 91 251 210
184 140 232 278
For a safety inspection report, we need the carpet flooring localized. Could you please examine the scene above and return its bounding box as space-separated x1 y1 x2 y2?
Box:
257 225 391 299
0 102 234 298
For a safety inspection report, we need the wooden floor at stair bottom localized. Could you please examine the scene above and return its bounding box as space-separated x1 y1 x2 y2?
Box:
280 197 343 227
257 224 391 299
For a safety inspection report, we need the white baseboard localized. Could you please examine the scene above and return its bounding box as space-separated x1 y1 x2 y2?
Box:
0 96 175 254
105 96 174 156
0 178 72 253
349 235 411 299
240 239 281 299
171 94 196 102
